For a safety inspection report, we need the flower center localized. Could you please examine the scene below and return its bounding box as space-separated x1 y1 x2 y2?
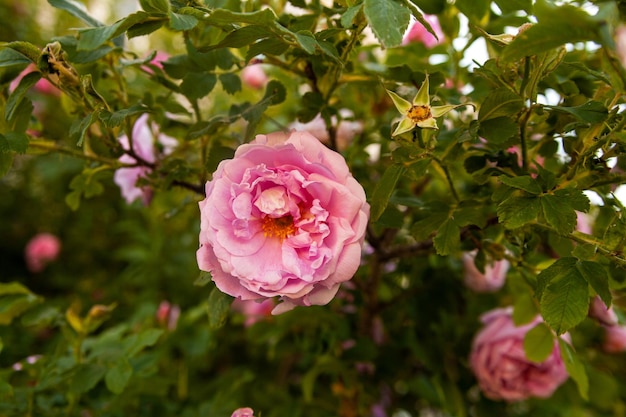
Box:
407 105 432 123
262 215 297 240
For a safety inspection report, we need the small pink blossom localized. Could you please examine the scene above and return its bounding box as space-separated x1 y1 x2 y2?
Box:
231 407 254 417
289 111 364 151
402 15 444 48
603 325 626 353
156 301 181 330
25 233 61 273
142 51 169 74
114 114 177 205
462 251 509 293
197 131 369 314
241 64 268 89
470 308 568 402
231 298 275 327
589 296 618 326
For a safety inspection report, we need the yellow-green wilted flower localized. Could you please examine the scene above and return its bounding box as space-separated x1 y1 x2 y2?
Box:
387 75 468 136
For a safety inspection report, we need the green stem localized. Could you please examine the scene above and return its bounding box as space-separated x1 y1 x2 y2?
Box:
28 140 122 167
432 156 460 202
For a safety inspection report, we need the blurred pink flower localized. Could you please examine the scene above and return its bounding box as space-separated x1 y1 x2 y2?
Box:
289 110 364 151
576 211 593 235
402 15 444 48
470 308 568 402
241 64 268 89
114 114 177 205
25 233 61 273
231 298 275 327
231 408 254 417
10 64 60 96
603 325 626 353
197 131 369 314
462 251 509 293
156 300 181 330
615 25 626 69
589 296 618 326
141 51 169 74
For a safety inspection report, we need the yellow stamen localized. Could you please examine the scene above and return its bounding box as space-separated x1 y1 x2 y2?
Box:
407 105 432 123
262 215 296 240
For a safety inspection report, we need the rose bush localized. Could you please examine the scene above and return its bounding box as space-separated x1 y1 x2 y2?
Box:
470 308 569 402
197 131 369 314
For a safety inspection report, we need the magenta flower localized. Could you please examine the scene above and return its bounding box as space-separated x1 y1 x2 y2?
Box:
402 15 444 48
25 233 61 273
114 114 177 205
231 407 254 417
197 131 369 314
462 250 509 293
470 308 568 402
603 325 626 353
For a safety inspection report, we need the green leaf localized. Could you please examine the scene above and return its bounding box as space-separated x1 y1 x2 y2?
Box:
294 31 318 55
207 287 232 330
180 72 217 100
262 79 286 105
139 0 170 14
206 8 277 26
5 71 40 122
364 0 410 48
217 25 276 49
105 358 133 394
169 12 198 31
0 282 41 325
194 271 213 287
576 261 611 308
513 292 538 326
123 328 164 357
501 0 601 62
541 190 589 235
0 132 29 154
411 202 450 240
341 4 363 28
370 164 405 222
478 88 524 121
47 0 103 27
219 73 242 95
455 0 490 24
546 101 609 124
69 364 106 394
0 153 14 178
99 104 149 128
433 218 460 256
538 259 589 335
70 111 100 147
499 175 542 195
523 323 555 363
497 196 541 229
246 38 289 61
558 338 589 400
77 11 152 50
1 41 41 63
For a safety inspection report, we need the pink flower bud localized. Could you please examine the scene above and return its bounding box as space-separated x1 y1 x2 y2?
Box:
25 233 61 273
156 301 181 330
603 325 626 353
241 64 268 89
470 308 568 402
231 407 254 417
402 15 444 48
462 251 509 293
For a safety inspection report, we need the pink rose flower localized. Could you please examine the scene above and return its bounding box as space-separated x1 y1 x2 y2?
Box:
114 114 178 205
462 250 509 293
589 296 618 326
470 308 568 402
197 131 369 314
231 407 254 417
241 64 268 89
402 15 444 48
603 325 626 353
231 298 275 327
25 233 61 273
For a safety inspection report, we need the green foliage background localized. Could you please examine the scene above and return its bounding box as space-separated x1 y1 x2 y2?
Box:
2 0 626 416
